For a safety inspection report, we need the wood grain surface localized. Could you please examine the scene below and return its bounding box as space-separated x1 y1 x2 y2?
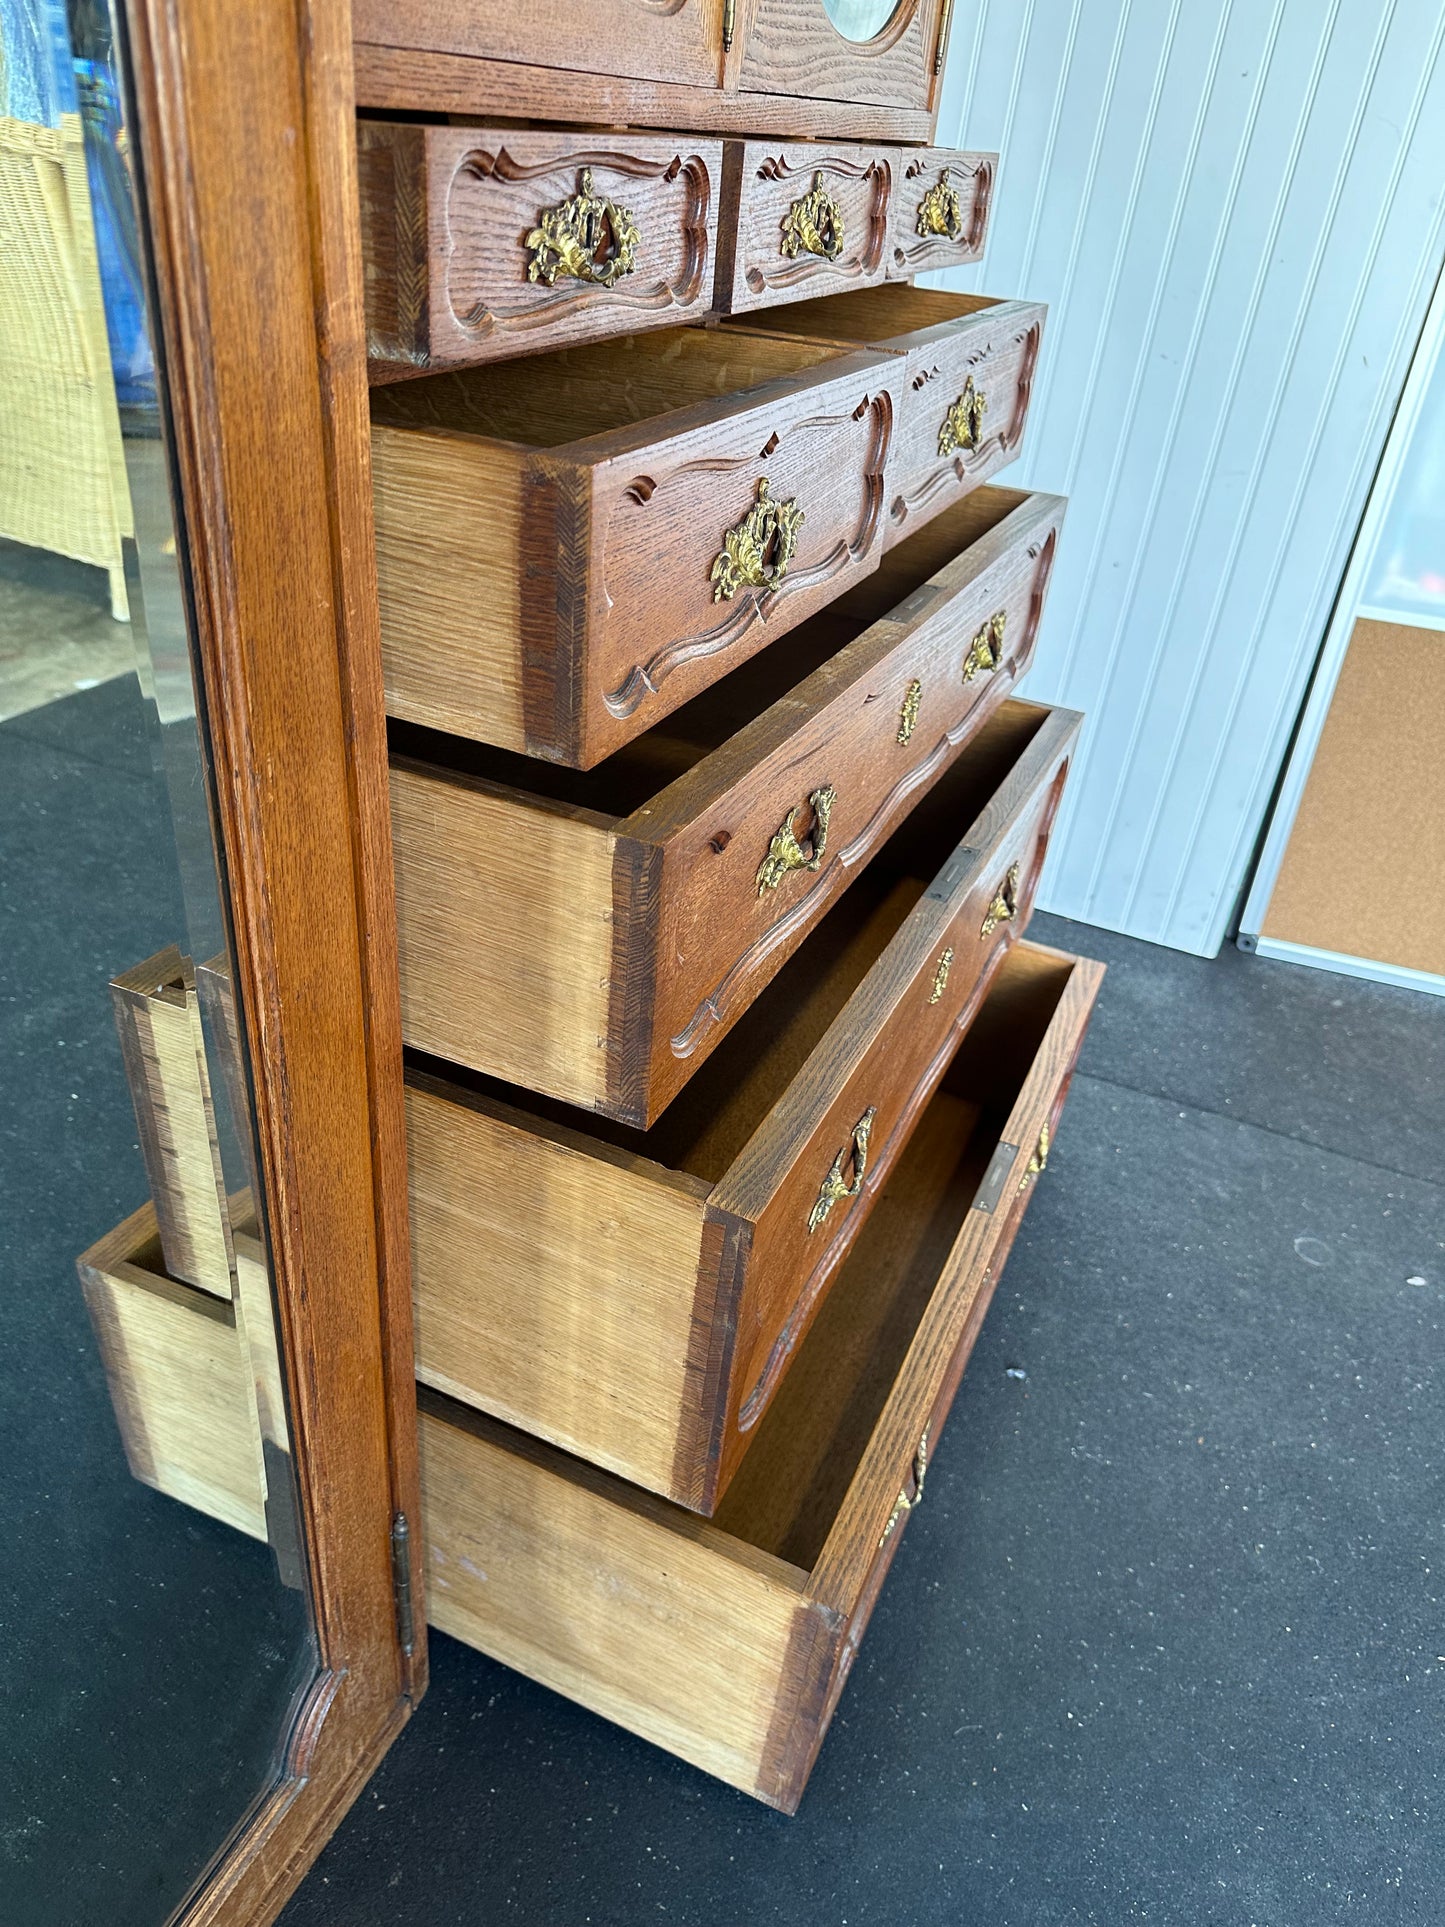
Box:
716 141 894 314
80 942 1101 1812
727 285 1048 547
401 701 1081 1513
352 43 938 142
370 328 897 766
737 0 946 112
387 487 1066 1127
887 147 996 280
351 0 725 90
359 124 724 374
110 947 234 1299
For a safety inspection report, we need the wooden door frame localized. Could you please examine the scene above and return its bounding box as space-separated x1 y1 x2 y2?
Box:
118 0 427 1921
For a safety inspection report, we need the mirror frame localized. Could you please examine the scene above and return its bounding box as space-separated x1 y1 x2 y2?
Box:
116 0 427 1920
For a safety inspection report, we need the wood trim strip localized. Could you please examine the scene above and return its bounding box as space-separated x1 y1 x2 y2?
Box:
351 43 937 143
119 0 424 1916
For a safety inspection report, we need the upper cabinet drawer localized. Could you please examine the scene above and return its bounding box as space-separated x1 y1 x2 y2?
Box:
352 0 957 138
715 141 893 313
727 286 1046 547
370 327 898 768
389 486 1066 1126
736 0 952 112
359 125 724 375
887 146 995 279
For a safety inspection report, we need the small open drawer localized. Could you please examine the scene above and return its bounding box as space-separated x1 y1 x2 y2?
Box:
887 148 997 280
390 484 1066 1126
725 286 1046 549
419 939 1104 1811
406 699 1080 1514
358 123 724 376
370 325 898 768
714 141 994 316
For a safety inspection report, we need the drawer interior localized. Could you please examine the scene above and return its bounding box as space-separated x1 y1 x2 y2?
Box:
408 697 1056 1182
388 484 1036 824
421 939 1084 1584
712 941 1082 1571
369 324 844 449
726 286 1004 347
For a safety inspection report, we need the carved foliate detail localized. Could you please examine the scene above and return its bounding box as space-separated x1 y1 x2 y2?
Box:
525 168 641 288
709 477 805 602
780 170 845 261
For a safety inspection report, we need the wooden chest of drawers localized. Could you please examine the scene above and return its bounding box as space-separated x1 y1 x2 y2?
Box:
371 326 896 766
389 486 1064 1123
83 940 1101 1810
406 699 1079 1513
728 286 1047 547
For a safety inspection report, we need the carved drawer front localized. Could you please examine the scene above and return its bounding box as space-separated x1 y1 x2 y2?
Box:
403 699 1082 1519
358 124 724 375
350 0 721 93
887 147 996 281
715 141 894 314
370 326 899 768
80 940 1101 1811
388 485 1066 1127
725 285 1046 548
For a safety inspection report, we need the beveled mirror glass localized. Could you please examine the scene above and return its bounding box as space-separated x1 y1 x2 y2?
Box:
0 1 321 1916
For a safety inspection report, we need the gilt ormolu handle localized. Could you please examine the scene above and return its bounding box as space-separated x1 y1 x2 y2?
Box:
807 1106 877 1236
756 784 836 897
780 170 845 261
711 477 806 603
939 375 988 458
980 861 1020 938
879 1425 930 1547
525 168 641 288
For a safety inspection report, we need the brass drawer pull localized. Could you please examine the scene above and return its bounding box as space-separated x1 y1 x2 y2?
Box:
963 610 1006 682
711 477 805 603
757 784 835 896
897 677 924 744
780 170 845 261
807 1106 876 1236
1021 1119 1050 1190
880 1425 930 1547
928 945 954 1005
981 861 1020 937
526 169 640 289
916 168 965 241
939 375 988 458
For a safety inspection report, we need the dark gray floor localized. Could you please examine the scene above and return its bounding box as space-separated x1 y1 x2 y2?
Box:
277 910 1445 1927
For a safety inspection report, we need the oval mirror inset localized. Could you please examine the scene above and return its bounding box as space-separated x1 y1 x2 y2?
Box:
822 0 905 42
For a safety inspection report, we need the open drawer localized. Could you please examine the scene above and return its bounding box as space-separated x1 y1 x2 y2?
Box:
358 124 724 376
390 484 1066 1125
725 286 1046 549
419 939 1104 1811
406 699 1080 1513
370 325 898 767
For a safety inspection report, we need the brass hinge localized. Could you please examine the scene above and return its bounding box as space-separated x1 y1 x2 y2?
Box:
723 0 737 52
390 1510 415 1656
934 0 955 73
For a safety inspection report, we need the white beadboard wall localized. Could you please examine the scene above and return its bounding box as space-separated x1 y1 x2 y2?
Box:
930 0 1445 953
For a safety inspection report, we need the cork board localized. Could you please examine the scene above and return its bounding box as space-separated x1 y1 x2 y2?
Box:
1263 616 1445 974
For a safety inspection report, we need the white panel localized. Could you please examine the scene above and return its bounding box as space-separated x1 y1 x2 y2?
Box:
932 0 1445 953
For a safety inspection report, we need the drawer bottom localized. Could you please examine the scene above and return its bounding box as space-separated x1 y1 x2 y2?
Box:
78 942 1102 1811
